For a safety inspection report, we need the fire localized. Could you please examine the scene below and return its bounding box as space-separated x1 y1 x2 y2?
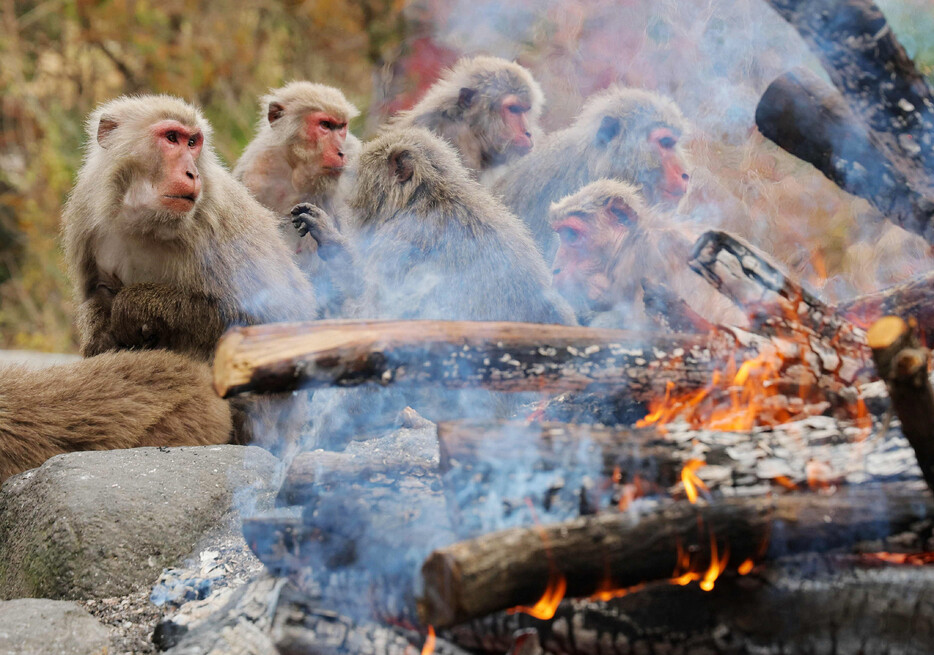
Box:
737 558 755 575
681 459 709 503
421 626 436 655
508 571 567 620
699 529 729 591
861 552 934 565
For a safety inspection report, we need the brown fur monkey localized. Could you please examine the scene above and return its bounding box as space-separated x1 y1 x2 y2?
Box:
390 56 543 182
62 95 317 361
295 126 576 325
0 350 231 481
496 86 691 260
234 82 360 314
549 180 742 329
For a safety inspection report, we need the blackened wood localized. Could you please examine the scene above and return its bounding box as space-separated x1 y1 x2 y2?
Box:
868 316 934 494
213 319 750 399
447 560 934 654
641 278 715 333
417 486 934 627
764 0 934 173
841 270 934 344
755 68 934 243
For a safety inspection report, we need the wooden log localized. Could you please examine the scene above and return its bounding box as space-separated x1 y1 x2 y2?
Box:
417 486 934 627
841 270 934 344
640 278 715 334
868 316 934 494
755 68 934 243
212 319 751 400
764 0 934 173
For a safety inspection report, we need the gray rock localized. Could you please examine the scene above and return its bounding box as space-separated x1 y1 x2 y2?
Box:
0 598 110 655
0 350 81 369
0 446 280 600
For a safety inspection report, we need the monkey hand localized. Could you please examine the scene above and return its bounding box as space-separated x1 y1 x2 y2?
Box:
290 203 349 263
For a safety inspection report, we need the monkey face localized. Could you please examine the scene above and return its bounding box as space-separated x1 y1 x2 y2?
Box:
149 120 203 215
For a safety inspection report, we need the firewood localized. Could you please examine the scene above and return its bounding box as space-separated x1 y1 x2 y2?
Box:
868 316 934 494
212 319 751 399
841 270 934 344
417 486 934 627
640 278 715 333
755 68 934 243
764 0 934 174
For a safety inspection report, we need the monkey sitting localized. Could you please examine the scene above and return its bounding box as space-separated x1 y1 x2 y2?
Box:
549 179 743 330
62 94 318 362
294 126 576 325
495 86 692 261
390 56 544 185
0 350 231 482
234 82 361 315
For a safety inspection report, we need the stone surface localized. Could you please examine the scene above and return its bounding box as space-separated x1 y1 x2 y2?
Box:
0 445 280 600
0 598 110 655
0 350 80 369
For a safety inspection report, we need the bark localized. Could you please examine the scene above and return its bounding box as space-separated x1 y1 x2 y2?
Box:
418 486 934 627
755 68 934 242
868 315 934 494
841 269 934 343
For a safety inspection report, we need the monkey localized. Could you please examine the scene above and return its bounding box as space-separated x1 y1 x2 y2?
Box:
233 82 361 315
62 94 318 362
494 86 691 260
549 179 744 330
0 349 232 482
389 56 544 184
295 126 576 325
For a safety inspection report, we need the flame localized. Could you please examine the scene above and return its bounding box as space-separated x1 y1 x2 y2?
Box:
861 552 934 565
508 571 567 620
681 459 709 503
771 475 798 491
737 558 754 575
699 528 729 591
421 626 436 655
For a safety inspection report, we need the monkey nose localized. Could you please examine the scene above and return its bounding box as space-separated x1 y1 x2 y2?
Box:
338 151 345 159
681 173 689 181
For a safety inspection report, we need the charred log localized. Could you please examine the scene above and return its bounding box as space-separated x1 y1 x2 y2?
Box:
640 278 715 334
418 486 934 627
868 316 934 495
755 68 934 243
841 270 934 343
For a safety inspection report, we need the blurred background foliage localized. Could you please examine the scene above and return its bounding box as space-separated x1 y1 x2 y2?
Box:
1 0 933 351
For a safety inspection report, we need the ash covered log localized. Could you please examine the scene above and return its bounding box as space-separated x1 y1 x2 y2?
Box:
868 316 934 494
213 319 752 399
842 270 934 342
764 0 934 174
755 68 934 242
447 558 934 655
418 486 934 627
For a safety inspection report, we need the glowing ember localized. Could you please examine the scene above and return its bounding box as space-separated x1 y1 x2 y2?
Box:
508 571 567 620
737 558 755 575
681 459 709 503
861 552 934 566
421 626 436 655
771 475 799 491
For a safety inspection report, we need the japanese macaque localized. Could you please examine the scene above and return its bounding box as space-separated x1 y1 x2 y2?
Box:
390 56 543 182
62 95 317 362
549 180 742 329
496 86 691 259
0 350 231 482
295 126 575 325
233 82 360 314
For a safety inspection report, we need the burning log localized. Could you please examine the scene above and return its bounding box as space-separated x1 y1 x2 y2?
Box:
755 68 934 243
841 270 934 343
763 0 934 175
417 486 934 627
212 319 750 400
868 316 934 494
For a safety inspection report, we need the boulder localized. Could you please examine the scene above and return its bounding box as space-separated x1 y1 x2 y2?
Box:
0 598 110 655
0 445 279 600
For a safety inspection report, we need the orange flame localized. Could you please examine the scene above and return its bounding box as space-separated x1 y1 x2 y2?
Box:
862 552 934 565
699 528 729 591
421 626 436 655
508 571 567 620
681 459 709 504
737 558 754 575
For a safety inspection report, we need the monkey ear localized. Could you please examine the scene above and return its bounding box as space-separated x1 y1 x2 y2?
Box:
606 197 635 226
390 150 414 183
457 88 478 111
595 116 621 148
96 116 119 147
267 102 285 125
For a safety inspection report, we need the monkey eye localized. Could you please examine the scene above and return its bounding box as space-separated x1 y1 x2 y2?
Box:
507 104 525 115
556 226 582 246
658 136 677 149
166 131 178 144
187 135 198 148
321 120 334 130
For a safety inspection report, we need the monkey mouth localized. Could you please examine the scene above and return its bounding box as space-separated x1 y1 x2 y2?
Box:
161 194 198 213
322 166 344 176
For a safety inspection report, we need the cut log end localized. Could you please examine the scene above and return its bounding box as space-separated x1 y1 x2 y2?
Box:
213 328 247 397
867 316 909 351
